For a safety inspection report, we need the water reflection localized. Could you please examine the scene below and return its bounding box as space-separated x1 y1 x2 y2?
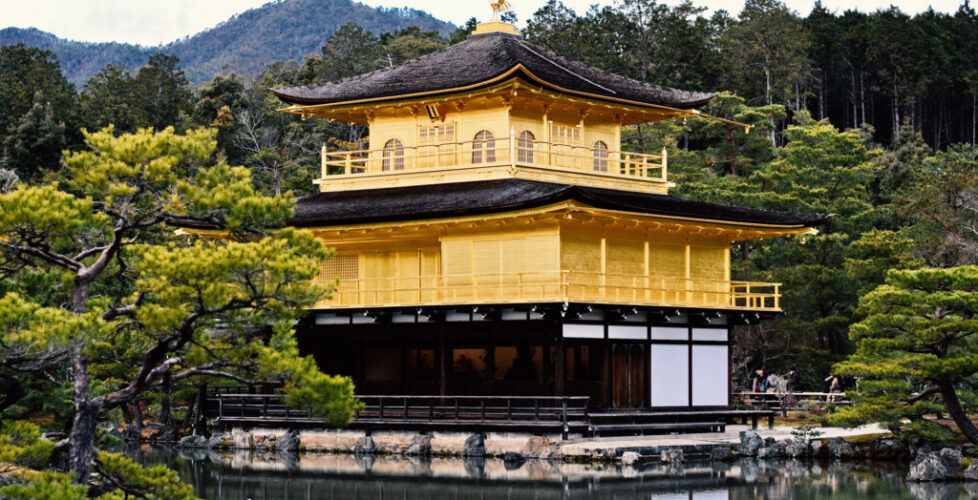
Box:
131 446 974 500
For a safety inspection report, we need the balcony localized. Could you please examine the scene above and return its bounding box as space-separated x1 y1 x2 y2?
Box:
317 134 670 194
314 271 780 312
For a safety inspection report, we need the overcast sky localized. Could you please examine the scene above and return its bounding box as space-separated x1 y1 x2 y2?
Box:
0 0 965 46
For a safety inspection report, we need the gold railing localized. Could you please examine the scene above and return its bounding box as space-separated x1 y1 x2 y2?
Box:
321 133 667 183
315 271 780 311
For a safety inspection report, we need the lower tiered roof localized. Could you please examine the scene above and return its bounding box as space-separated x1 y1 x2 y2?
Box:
289 178 832 229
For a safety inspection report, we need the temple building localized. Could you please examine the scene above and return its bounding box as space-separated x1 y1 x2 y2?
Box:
270 18 829 416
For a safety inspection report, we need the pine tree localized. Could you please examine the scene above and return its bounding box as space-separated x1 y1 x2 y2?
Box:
0 126 359 484
832 266 978 444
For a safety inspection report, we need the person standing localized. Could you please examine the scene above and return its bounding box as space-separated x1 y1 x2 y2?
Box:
788 369 801 392
766 371 780 393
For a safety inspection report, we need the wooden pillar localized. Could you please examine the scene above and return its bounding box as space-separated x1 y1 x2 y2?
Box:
542 104 551 166
439 324 447 397
554 321 564 397
602 339 611 409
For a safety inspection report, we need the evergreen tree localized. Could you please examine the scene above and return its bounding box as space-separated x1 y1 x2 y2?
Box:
192 73 248 162
0 44 76 147
902 143 978 266
134 53 193 131
79 64 149 134
832 266 978 444
0 126 359 484
300 22 383 84
721 0 810 109
1 98 66 182
379 26 447 66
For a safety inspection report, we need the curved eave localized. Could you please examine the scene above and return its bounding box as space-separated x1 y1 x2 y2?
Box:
287 180 833 230
272 64 715 113
288 202 828 245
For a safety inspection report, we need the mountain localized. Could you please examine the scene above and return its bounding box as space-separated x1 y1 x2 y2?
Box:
0 0 454 85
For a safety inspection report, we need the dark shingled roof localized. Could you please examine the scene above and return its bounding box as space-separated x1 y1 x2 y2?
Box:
272 31 714 109
289 179 832 228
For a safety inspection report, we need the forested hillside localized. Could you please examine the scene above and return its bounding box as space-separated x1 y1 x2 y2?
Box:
2 1 978 494
0 0 453 84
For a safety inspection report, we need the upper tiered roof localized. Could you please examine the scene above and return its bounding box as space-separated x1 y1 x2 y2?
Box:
271 29 714 110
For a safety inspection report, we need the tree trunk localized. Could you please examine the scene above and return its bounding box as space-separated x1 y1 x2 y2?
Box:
121 401 133 425
891 78 900 141
818 69 825 120
860 73 866 126
764 67 772 106
850 71 857 129
938 378 978 445
0 373 23 413
68 352 97 484
132 399 144 430
160 371 172 426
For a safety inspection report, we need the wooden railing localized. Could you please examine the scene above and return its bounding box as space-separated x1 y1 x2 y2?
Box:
738 391 850 417
316 270 780 311
204 392 590 437
320 133 667 183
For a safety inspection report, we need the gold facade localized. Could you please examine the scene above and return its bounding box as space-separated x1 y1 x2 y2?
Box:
278 21 804 314
307 202 811 312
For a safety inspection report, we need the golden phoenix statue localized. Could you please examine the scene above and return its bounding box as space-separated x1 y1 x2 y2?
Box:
490 0 512 20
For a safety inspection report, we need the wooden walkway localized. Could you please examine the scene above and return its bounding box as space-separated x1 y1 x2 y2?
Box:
200 388 775 438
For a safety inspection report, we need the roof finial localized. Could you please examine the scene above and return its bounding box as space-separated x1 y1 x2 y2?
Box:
490 0 513 21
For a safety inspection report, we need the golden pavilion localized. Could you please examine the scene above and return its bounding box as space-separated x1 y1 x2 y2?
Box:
270 17 828 419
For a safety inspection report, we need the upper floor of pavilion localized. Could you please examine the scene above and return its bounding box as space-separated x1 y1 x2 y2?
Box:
271 21 727 195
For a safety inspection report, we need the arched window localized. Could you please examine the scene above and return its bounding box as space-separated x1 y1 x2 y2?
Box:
517 130 535 163
472 130 496 164
382 139 404 171
592 140 609 172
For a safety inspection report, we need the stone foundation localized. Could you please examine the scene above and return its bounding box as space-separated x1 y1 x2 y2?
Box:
211 428 563 458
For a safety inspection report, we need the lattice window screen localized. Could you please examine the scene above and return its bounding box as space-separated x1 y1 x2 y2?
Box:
320 254 359 283
550 123 581 145
443 240 472 276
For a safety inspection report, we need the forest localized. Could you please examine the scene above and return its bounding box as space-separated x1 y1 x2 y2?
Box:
0 0 977 495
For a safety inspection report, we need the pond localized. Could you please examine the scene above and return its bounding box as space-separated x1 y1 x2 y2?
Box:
130 446 976 500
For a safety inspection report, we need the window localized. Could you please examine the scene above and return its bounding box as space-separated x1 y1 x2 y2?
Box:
550 124 581 145
319 254 358 283
419 123 455 144
517 130 534 163
471 130 495 164
405 348 436 380
452 348 489 380
419 123 456 168
592 140 609 172
549 124 581 168
382 138 404 171
494 346 542 381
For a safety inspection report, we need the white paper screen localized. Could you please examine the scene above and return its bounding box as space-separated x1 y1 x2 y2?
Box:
692 328 728 342
650 326 688 340
650 344 689 406
562 324 603 339
608 325 647 340
692 345 728 406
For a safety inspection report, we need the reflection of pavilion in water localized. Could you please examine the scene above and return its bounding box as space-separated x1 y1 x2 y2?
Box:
137 446 940 500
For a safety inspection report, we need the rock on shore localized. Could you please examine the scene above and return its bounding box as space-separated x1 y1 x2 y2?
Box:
906 448 961 482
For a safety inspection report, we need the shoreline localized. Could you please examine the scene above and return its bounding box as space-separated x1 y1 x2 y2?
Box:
183 423 896 464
